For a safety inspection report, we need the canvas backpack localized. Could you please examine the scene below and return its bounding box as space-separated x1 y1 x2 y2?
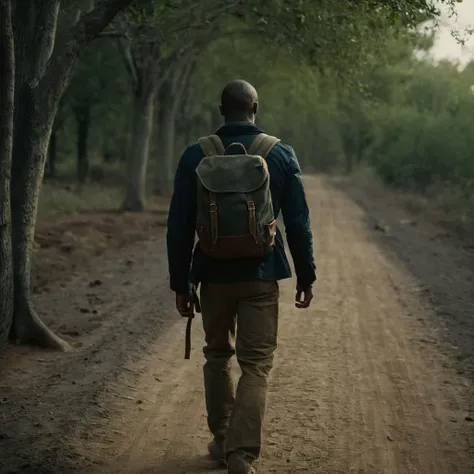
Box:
195 133 280 259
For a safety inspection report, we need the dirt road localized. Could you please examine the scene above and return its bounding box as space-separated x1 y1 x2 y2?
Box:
0 177 473 474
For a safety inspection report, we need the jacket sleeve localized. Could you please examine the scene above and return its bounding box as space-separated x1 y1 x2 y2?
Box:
280 146 317 288
166 147 197 293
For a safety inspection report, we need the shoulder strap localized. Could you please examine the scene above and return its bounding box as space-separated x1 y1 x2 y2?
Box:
247 133 281 159
198 135 225 156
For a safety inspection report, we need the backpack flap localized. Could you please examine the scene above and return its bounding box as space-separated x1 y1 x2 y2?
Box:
196 154 268 194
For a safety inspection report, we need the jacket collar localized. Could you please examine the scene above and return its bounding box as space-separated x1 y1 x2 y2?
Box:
216 121 264 137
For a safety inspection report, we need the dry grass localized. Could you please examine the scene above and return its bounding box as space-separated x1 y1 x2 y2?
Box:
343 167 474 240
38 182 125 217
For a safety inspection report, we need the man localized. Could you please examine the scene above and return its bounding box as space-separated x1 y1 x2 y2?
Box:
167 79 316 474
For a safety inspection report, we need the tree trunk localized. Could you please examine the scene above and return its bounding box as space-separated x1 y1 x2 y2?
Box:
10 79 72 350
46 126 57 178
345 152 354 174
75 104 90 184
6 0 134 350
0 0 15 344
182 118 194 148
121 82 156 211
153 60 194 196
178 75 196 147
153 84 176 196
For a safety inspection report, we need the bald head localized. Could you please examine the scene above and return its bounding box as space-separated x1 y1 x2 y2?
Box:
220 80 259 122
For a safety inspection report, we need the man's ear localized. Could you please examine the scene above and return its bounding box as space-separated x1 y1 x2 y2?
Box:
253 102 258 115
219 104 225 116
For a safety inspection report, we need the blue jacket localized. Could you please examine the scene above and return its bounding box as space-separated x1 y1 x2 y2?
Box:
166 121 316 293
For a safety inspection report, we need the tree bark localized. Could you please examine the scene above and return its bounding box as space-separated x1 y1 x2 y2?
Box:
75 104 91 184
10 75 73 350
121 80 156 211
153 83 176 196
153 60 194 196
0 0 15 344
46 126 57 178
6 0 134 350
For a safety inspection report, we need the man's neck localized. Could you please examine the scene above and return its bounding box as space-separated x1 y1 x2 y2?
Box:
224 117 254 125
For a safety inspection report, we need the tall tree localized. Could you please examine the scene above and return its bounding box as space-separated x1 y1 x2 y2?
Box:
117 0 243 210
118 33 161 211
0 0 15 344
0 0 134 350
152 23 249 195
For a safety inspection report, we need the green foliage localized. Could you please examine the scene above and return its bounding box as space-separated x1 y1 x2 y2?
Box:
185 17 473 230
53 37 132 173
366 59 474 194
50 0 472 230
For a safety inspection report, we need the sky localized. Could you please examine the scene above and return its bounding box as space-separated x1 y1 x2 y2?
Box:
429 0 474 67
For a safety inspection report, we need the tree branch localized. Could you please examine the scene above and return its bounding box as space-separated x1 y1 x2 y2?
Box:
40 0 134 111
72 0 135 46
168 0 243 36
116 36 139 86
156 59 179 91
174 58 195 107
12 0 61 87
98 30 129 38
34 1 61 82
157 20 242 94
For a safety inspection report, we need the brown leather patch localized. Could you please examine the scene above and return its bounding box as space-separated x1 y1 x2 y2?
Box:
201 234 265 259
198 220 277 259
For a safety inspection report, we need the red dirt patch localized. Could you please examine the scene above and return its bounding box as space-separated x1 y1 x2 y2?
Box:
32 196 169 295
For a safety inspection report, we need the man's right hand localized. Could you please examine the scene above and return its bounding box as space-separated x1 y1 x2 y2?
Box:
176 288 201 318
176 292 195 318
295 283 313 309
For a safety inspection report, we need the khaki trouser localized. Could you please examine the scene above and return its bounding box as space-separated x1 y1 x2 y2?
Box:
200 280 279 461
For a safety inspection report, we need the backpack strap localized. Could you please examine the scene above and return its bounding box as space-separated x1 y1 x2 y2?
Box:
198 135 225 156
247 133 281 159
